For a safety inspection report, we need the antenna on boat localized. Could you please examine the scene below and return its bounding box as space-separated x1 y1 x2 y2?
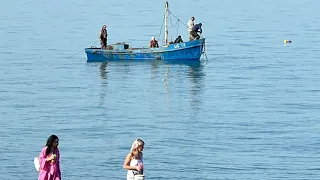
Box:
164 1 169 47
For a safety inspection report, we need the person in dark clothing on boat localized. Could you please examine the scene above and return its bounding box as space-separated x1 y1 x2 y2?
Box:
100 25 108 49
149 37 159 48
190 23 202 40
174 35 183 43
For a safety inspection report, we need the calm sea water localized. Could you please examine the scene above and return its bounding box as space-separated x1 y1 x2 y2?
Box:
1 0 319 179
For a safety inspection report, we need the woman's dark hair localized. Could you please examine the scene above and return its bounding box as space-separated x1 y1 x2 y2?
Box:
45 134 59 156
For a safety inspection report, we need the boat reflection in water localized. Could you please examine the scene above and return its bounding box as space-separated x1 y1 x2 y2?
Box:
97 59 206 110
97 59 204 81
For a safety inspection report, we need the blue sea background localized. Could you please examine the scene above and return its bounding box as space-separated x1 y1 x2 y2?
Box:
0 0 319 179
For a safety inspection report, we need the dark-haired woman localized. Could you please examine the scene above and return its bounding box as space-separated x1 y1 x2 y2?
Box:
38 135 61 180
100 25 108 49
123 139 145 180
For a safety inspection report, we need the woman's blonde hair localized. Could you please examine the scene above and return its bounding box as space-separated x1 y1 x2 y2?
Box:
130 139 144 159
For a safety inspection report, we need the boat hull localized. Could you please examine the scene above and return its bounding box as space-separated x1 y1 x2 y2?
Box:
85 38 205 62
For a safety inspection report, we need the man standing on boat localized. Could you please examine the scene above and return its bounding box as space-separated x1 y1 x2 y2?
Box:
190 23 202 40
187 17 195 41
99 25 108 49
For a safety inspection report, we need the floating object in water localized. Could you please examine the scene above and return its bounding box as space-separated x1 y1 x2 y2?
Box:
284 40 292 44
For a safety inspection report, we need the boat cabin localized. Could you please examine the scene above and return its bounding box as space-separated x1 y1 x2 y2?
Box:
89 42 130 50
111 42 130 50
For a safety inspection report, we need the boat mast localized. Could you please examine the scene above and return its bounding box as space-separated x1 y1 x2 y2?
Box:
164 1 169 46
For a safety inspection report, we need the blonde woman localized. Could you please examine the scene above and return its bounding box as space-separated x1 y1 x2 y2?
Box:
123 139 145 180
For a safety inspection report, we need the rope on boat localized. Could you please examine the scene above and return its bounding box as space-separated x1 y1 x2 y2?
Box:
176 23 179 38
168 12 180 37
65 49 84 59
65 40 99 59
201 43 208 61
167 10 189 29
169 13 179 27
167 10 194 38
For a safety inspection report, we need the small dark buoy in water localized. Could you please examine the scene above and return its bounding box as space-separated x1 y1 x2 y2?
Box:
284 40 292 44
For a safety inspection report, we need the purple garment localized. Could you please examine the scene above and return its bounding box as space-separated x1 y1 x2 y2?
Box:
38 147 61 180
192 23 202 33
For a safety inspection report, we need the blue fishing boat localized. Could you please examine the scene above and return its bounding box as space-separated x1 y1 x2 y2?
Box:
85 1 206 62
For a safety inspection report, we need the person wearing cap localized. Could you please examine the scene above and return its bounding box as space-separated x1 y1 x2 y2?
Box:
190 23 202 40
187 17 195 41
99 25 108 49
149 37 159 48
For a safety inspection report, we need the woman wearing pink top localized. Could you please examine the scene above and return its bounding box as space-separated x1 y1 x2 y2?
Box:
38 135 61 180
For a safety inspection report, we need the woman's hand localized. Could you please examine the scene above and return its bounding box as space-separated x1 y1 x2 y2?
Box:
135 165 142 171
47 154 55 161
47 156 53 161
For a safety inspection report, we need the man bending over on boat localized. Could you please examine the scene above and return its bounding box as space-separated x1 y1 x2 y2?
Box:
174 35 183 43
149 37 159 48
100 25 108 49
190 23 202 40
